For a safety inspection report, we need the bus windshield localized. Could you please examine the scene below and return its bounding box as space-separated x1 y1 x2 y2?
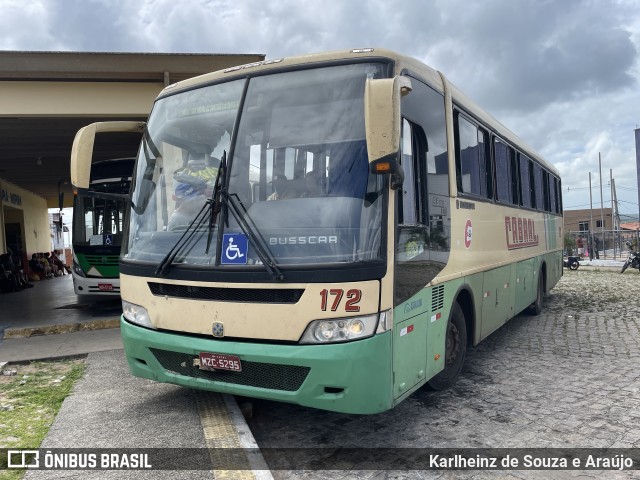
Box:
124 62 388 270
72 160 132 250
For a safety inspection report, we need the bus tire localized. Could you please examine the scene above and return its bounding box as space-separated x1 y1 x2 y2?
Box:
427 302 466 391
528 271 544 315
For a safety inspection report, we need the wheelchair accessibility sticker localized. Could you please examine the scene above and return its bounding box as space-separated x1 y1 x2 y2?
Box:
222 233 248 265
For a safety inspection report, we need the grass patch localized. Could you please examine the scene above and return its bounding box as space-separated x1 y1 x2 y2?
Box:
0 359 85 479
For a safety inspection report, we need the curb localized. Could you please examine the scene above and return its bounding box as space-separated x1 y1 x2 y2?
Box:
3 317 120 339
223 394 274 479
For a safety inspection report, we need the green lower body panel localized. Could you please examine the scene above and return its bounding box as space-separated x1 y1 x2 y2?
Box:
121 317 394 414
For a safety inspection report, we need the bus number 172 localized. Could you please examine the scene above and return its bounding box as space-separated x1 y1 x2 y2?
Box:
320 289 361 312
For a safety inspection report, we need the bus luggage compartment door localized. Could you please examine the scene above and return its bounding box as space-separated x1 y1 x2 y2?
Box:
393 313 427 399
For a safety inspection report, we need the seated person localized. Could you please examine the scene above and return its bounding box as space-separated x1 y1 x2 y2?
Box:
301 169 323 197
167 180 208 231
44 252 60 276
267 175 304 200
29 253 46 279
267 175 290 200
7 249 33 288
50 250 71 274
38 253 53 278
0 252 20 291
167 153 220 230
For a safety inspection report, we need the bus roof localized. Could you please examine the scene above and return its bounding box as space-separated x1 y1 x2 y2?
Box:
158 48 558 177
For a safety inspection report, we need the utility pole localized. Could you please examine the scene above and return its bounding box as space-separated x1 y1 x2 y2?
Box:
612 176 620 258
635 128 640 231
599 153 605 257
610 169 615 258
589 171 594 237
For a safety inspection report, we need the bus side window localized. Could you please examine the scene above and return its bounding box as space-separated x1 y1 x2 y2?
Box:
519 153 532 208
542 169 551 212
494 138 512 204
509 146 519 205
454 113 488 198
533 163 544 210
399 118 417 224
529 160 536 208
399 75 450 260
549 173 558 214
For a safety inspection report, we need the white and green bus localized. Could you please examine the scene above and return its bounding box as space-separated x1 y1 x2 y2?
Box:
71 158 134 297
71 48 563 414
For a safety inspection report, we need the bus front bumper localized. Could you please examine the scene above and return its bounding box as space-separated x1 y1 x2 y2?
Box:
121 317 394 415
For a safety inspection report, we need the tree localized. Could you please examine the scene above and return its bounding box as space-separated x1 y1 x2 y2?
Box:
564 234 576 256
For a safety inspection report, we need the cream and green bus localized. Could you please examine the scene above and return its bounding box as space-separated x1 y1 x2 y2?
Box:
71 48 563 414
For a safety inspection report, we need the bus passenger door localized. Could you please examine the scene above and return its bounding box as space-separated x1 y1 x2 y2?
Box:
392 119 432 399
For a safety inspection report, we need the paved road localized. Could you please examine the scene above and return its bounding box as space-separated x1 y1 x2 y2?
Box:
22 350 268 480
246 269 640 479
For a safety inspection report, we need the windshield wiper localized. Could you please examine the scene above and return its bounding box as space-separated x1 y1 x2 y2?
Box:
204 151 283 280
204 152 283 280
156 148 283 280
222 191 284 281
156 151 227 276
154 199 213 276
205 151 227 254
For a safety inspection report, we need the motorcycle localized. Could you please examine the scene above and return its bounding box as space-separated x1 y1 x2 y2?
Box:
563 255 580 270
620 241 640 274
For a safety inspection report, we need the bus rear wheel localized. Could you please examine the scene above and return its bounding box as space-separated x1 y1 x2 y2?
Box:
528 271 544 315
428 302 467 391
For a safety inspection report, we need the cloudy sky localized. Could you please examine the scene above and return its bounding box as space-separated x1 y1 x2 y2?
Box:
2 0 639 220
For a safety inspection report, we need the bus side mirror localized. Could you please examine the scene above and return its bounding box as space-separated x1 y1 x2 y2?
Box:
58 192 64 211
71 121 145 188
364 76 412 190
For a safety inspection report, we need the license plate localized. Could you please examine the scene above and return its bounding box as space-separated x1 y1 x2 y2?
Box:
98 283 114 291
197 352 242 372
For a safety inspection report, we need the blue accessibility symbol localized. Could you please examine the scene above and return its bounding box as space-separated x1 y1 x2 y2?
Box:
104 234 113 246
221 233 248 265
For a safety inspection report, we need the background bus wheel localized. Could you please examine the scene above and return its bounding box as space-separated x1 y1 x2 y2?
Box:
428 302 466 391
528 271 544 315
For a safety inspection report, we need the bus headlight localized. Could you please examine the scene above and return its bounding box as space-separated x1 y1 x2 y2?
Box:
122 300 155 329
299 313 379 344
72 252 86 278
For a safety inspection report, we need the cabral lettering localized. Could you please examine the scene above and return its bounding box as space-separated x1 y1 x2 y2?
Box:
505 216 539 250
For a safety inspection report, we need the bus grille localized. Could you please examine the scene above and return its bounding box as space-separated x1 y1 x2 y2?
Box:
84 255 119 266
149 348 310 392
148 283 304 304
432 285 445 311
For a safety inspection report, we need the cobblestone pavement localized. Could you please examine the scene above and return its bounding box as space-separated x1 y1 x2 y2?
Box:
246 269 640 479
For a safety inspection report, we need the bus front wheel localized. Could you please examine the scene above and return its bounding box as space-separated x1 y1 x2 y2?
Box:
428 302 467 391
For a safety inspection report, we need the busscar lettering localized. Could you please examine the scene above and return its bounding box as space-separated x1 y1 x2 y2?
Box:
269 236 338 245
